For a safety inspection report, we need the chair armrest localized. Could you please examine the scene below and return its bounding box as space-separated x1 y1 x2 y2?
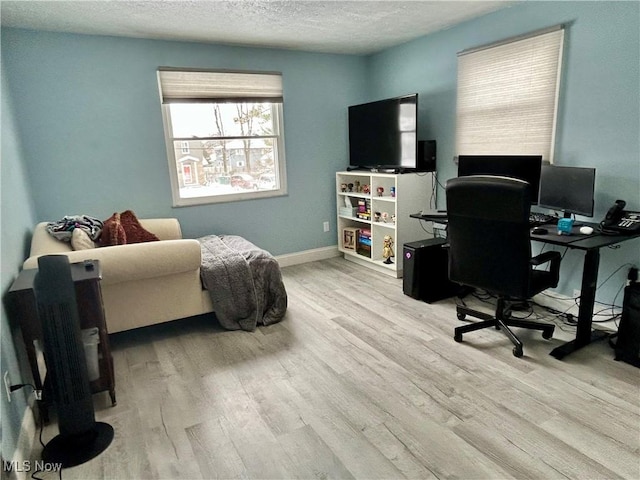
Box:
530 250 560 266
531 250 561 286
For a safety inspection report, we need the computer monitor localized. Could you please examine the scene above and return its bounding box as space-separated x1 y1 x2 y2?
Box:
538 165 596 217
457 155 543 204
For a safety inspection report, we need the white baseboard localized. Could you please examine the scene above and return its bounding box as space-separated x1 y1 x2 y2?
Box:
533 290 621 331
8 405 37 480
275 245 341 268
533 290 580 317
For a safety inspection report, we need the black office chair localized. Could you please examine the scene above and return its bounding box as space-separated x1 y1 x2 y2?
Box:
446 175 561 357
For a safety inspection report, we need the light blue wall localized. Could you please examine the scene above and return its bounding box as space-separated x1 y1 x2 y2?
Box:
1 29 369 255
367 0 640 304
1 68 38 465
1 1 639 460
0 28 367 464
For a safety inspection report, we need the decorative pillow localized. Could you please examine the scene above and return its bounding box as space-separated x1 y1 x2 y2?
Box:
98 210 159 246
71 228 96 250
99 212 126 247
119 210 160 244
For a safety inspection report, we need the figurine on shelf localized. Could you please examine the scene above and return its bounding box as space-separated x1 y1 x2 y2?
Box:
347 183 354 192
381 211 389 223
377 186 384 197
341 183 347 192
362 184 370 194
382 235 394 264
374 211 381 222
354 180 361 192
391 214 396 224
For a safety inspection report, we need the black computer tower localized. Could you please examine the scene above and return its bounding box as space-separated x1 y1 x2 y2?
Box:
403 238 459 303
614 283 640 368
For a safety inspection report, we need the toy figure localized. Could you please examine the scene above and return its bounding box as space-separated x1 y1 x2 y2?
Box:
362 185 370 194
377 186 384 197
381 212 389 223
382 235 394 264
341 183 347 192
374 211 381 222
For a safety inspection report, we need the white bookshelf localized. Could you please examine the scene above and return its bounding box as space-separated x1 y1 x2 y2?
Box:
336 171 435 278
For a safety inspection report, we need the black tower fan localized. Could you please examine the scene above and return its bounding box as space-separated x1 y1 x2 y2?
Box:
33 255 114 468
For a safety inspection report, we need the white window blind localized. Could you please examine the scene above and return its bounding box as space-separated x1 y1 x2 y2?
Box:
456 27 564 162
158 68 283 103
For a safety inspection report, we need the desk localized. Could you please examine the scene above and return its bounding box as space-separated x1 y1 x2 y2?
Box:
411 213 640 359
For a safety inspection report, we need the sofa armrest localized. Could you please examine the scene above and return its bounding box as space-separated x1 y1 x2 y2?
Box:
29 222 73 257
24 239 202 285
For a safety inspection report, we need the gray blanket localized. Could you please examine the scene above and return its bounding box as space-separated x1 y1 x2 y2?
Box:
198 235 288 331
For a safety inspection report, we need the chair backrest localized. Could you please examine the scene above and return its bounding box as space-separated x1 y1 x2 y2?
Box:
446 175 533 299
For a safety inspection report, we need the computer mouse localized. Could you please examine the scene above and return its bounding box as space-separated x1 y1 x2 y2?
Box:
531 227 548 235
579 226 594 235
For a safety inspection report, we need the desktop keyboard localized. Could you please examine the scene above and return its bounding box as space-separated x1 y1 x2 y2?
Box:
529 212 559 227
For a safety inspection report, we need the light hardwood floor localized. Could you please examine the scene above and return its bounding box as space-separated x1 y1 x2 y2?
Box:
30 257 639 479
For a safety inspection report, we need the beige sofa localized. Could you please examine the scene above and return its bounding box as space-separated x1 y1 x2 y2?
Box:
23 218 214 333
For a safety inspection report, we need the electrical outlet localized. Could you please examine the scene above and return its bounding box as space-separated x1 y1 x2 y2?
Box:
4 371 11 403
323 221 330 232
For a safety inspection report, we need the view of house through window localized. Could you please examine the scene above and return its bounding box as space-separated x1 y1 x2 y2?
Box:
158 69 286 206
169 102 279 198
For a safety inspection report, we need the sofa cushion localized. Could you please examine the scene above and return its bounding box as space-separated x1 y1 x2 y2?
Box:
71 228 96 250
100 210 159 246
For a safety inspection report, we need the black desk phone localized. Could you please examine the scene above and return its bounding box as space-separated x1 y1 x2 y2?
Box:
600 200 640 234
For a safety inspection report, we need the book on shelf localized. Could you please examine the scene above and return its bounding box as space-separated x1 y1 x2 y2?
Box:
357 229 372 257
356 198 372 220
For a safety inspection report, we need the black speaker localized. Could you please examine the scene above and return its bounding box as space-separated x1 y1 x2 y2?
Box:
417 140 436 172
403 238 459 303
614 283 640 367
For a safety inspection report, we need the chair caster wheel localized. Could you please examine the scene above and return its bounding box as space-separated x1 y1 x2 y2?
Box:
513 346 523 358
542 329 554 340
454 333 463 343
457 313 466 321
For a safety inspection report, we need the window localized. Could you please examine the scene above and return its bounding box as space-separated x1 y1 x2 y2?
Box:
456 26 565 162
157 69 287 206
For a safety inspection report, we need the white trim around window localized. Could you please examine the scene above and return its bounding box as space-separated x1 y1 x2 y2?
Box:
157 69 287 207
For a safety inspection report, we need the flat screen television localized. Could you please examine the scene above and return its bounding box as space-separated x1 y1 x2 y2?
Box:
457 155 543 204
348 94 418 172
538 165 596 217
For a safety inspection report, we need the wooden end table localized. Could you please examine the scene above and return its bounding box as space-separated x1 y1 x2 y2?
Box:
8 259 116 421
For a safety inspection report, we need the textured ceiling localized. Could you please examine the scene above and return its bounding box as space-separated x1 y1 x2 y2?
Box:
0 1 515 55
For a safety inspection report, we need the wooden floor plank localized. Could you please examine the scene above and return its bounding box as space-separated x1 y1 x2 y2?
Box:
29 257 640 479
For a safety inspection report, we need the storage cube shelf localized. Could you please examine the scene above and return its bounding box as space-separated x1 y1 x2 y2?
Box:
336 171 435 278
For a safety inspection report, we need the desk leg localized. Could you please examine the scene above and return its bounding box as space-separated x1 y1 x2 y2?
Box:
550 248 608 359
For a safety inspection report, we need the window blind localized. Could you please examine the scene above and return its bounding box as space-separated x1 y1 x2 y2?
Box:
157 68 283 103
456 27 564 162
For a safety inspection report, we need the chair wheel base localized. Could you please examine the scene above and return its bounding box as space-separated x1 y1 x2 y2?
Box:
454 333 463 342
457 312 466 321
513 346 523 357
